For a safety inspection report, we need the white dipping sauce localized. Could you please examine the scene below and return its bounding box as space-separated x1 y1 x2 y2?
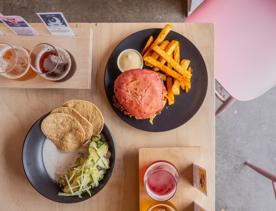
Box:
42 139 86 181
117 49 143 72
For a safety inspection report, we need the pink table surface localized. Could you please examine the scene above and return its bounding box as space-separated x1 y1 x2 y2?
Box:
186 0 276 101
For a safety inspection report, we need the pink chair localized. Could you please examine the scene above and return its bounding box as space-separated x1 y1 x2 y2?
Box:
186 0 276 115
244 162 276 198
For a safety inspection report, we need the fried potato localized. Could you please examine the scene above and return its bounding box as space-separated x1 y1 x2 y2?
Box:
152 46 191 79
166 77 174 105
63 100 104 135
154 40 178 71
181 59 191 70
142 35 154 55
143 24 193 95
143 24 172 58
156 72 167 81
174 42 180 63
144 56 186 83
147 40 170 68
186 67 192 92
171 43 181 95
151 40 170 60
41 113 85 152
52 107 94 140
172 80 181 95
180 60 192 91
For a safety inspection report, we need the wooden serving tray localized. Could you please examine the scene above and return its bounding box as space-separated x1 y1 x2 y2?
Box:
0 23 93 89
139 147 206 211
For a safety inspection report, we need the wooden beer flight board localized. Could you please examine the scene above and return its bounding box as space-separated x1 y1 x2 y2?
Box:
0 23 93 89
139 147 207 211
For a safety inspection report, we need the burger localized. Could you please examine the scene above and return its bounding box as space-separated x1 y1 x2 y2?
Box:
114 69 166 120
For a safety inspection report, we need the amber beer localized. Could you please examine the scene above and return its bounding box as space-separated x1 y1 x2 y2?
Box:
31 44 59 74
30 43 71 81
0 43 34 80
148 203 176 211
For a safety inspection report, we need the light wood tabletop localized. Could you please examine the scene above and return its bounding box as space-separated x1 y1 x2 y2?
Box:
0 23 214 211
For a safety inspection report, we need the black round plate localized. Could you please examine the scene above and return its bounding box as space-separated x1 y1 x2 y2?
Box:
104 28 208 132
22 114 115 203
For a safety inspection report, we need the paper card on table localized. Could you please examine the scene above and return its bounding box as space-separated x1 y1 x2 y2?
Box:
194 201 207 211
0 12 3 35
0 15 38 36
0 13 3 34
37 12 74 36
193 163 207 195
0 13 3 35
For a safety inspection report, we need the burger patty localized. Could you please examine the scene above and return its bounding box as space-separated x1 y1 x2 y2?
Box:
114 69 166 119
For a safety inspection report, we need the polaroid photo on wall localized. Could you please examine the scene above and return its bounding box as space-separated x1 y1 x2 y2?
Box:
37 12 74 36
0 16 38 36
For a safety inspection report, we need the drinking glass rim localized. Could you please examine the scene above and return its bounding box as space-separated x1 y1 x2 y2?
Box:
29 42 63 75
0 42 19 74
144 160 180 178
148 203 176 211
143 160 179 201
0 47 31 80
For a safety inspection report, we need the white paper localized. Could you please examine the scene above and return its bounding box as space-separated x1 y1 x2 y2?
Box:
188 0 205 15
37 12 74 36
0 15 38 36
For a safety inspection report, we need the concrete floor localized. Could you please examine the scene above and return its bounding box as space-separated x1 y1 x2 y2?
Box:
1 1 276 210
1 0 185 22
216 86 276 211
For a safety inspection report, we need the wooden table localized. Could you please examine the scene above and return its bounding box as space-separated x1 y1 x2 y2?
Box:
0 23 214 211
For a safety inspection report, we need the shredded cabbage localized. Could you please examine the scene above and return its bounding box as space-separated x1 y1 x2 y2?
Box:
58 135 110 197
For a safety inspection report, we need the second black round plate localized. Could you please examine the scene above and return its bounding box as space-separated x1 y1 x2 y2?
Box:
104 28 208 132
22 114 115 203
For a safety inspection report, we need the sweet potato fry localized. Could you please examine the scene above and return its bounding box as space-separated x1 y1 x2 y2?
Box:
164 40 178 58
154 40 178 71
156 72 167 81
180 62 192 91
143 24 172 58
188 66 192 73
146 40 170 68
144 61 152 67
180 59 191 70
168 41 180 69
142 35 154 55
151 40 170 60
153 45 191 79
172 80 180 95
173 42 180 64
170 43 181 94
144 56 186 83
166 77 174 105
186 67 192 92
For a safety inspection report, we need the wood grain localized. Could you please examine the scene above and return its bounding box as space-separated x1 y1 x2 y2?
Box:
0 23 93 89
0 23 214 211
